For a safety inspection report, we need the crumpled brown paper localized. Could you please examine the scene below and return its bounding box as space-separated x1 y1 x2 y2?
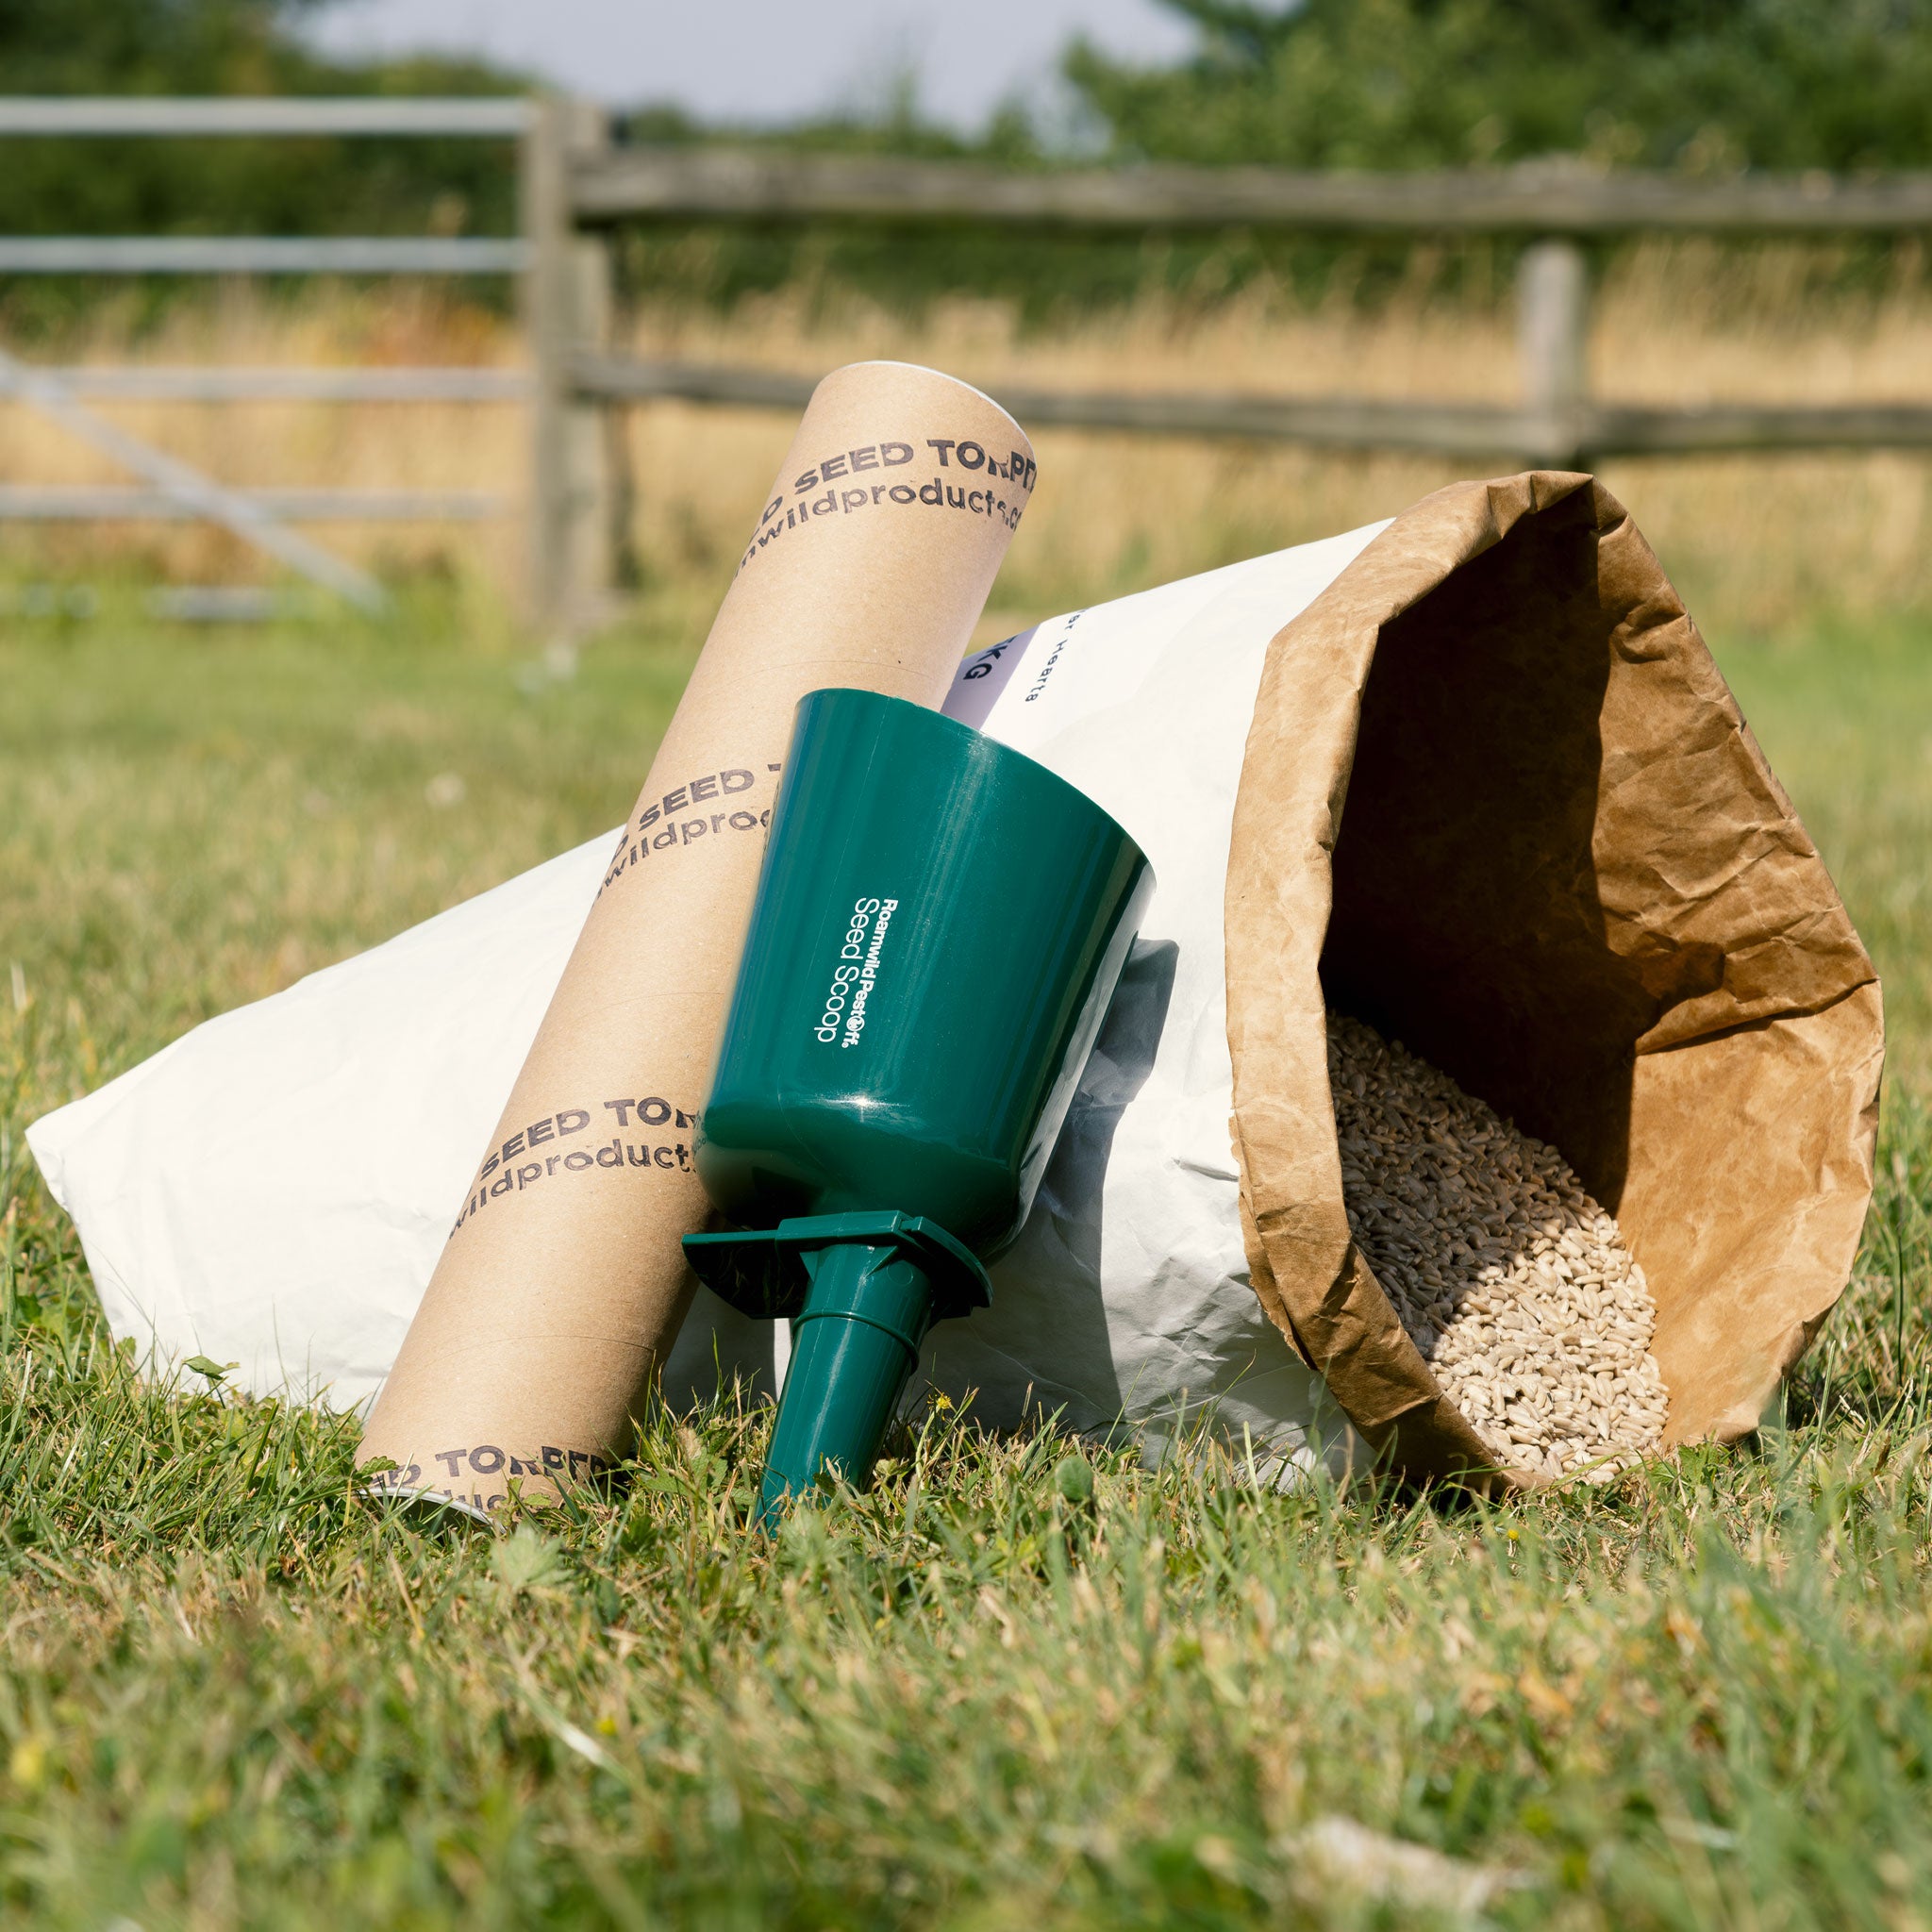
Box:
1226 472 1884 1487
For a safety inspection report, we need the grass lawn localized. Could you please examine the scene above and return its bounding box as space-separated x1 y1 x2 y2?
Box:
0 583 1929 1930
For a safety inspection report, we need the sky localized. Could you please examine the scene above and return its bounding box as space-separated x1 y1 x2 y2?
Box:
303 0 1198 132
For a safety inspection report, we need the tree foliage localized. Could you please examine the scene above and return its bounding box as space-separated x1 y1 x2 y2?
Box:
5 0 1927 331
1065 0 1932 172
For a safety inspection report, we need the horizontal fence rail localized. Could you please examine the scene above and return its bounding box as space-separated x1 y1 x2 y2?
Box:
572 355 1932 460
33 365 530 402
0 237 528 275
0 96 532 136
570 353 1536 457
574 147 1932 236
1588 402 1932 454
0 486 507 520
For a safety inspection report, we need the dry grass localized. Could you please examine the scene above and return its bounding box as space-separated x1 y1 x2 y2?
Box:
0 288 526 591
3 242 1930 631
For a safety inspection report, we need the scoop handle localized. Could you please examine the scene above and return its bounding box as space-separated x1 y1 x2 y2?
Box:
758 1239 936 1531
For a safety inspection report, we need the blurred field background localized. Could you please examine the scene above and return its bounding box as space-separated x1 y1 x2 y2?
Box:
6 0 1932 634
5 253 1931 630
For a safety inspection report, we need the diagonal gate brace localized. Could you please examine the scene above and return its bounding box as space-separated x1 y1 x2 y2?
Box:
0 348 388 613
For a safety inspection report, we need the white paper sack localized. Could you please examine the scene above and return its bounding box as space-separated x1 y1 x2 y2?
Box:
28 525 1384 1470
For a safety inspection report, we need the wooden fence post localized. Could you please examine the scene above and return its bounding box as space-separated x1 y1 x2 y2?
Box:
523 93 614 638
1517 238 1591 469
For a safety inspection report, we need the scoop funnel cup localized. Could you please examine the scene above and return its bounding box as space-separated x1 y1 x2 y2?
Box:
681 687 1153 1529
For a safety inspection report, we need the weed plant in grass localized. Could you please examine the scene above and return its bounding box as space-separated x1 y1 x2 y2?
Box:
0 601 1929 1926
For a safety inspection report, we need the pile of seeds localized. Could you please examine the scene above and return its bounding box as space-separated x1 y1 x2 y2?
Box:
1327 1013 1669 1483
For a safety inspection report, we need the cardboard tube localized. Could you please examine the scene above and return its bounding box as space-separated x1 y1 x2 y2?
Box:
358 361 1035 1517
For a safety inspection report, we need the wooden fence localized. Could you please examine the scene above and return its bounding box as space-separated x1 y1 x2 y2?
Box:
5 96 1932 629
539 142 1932 628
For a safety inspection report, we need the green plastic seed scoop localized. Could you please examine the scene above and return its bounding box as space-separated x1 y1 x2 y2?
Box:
681 687 1153 1531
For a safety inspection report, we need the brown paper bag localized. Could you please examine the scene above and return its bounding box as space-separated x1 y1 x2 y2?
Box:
360 361 1036 1514
1225 472 1884 1487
